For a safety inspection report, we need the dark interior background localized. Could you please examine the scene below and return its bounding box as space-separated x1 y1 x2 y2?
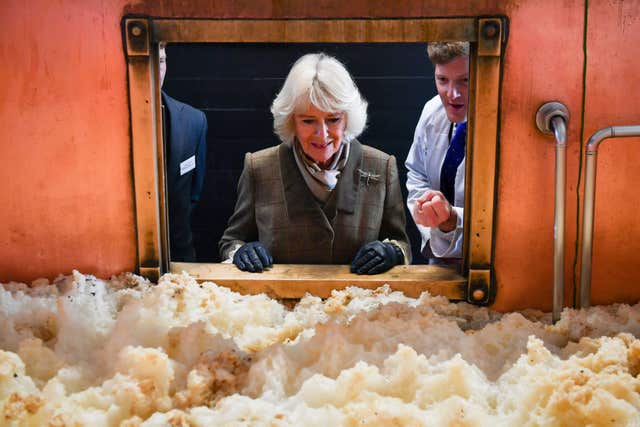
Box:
163 43 437 264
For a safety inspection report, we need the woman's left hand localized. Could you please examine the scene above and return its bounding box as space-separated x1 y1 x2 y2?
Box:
350 241 404 275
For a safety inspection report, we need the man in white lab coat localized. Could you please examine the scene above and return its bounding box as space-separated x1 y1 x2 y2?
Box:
405 42 469 263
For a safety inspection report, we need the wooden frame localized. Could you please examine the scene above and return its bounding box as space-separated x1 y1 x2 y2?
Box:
123 16 506 304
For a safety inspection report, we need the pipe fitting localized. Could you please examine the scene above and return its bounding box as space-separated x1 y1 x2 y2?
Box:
536 102 570 136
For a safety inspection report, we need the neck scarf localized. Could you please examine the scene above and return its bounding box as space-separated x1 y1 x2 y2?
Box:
293 139 350 203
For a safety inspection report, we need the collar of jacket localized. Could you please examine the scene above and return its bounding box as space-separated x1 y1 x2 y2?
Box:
161 91 192 177
279 139 362 219
161 90 185 113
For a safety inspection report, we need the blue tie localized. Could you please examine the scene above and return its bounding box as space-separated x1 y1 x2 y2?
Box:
440 122 467 205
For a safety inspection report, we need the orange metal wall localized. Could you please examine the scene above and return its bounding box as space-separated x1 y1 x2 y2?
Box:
1 0 639 311
0 0 136 282
583 1 640 306
493 0 585 311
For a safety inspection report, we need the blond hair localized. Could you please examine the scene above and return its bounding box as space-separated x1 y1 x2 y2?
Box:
271 53 368 144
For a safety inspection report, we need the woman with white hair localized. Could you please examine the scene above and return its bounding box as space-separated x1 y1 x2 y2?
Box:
219 53 411 274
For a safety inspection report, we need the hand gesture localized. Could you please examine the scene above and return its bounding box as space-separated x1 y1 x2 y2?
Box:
413 190 457 232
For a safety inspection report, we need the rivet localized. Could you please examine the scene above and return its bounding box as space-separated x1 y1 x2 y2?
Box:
483 22 498 39
131 25 142 37
473 289 485 301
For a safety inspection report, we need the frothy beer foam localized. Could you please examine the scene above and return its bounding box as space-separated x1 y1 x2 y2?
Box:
1 271 640 425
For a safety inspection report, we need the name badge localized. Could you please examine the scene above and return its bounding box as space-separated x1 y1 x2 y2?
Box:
180 155 196 176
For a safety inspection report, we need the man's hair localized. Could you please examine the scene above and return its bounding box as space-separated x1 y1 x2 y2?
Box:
271 53 368 144
427 42 470 65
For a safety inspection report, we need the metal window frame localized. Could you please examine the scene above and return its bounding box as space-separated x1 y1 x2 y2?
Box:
123 16 506 304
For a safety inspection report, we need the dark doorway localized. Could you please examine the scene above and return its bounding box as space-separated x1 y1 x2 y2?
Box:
162 43 436 263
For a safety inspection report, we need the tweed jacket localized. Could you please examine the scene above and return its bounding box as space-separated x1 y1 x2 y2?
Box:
219 140 411 264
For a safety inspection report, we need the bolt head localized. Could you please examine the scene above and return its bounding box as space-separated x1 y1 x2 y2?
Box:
483 22 498 39
472 289 485 301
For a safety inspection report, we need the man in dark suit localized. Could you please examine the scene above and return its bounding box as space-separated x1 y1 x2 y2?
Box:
160 42 208 261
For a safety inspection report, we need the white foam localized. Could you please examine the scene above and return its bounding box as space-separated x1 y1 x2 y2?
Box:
1 271 639 425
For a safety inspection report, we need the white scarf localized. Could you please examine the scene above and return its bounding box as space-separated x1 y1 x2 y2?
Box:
293 139 350 203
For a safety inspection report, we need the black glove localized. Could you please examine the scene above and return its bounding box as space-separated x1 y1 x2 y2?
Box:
232 242 273 273
350 240 404 275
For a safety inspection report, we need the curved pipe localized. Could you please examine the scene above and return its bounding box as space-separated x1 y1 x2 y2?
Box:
580 125 640 309
552 116 567 146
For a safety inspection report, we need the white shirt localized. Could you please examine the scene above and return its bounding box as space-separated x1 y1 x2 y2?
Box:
405 95 465 258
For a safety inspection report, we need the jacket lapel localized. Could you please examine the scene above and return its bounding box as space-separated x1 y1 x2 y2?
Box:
279 142 326 222
162 91 187 175
335 139 362 214
279 140 362 223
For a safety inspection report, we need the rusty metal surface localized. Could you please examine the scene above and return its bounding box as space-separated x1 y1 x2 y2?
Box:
152 18 477 43
125 18 162 278
467 18 503 269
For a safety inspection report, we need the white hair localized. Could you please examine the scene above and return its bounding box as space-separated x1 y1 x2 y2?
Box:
271 53 368 144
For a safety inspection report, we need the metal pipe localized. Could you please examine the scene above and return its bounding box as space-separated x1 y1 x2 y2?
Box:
551 115 567 322
579 125 640 309
535 102 569 323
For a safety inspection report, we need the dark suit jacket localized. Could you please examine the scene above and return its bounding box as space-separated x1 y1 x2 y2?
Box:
162 91 207 261
219 140 411 264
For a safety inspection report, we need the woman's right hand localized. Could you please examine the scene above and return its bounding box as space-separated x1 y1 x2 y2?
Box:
232 242 274 272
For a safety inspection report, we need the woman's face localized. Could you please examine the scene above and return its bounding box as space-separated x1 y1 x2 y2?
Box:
293 104 346 167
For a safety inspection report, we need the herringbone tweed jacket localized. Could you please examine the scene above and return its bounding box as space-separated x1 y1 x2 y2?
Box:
219 139 411 264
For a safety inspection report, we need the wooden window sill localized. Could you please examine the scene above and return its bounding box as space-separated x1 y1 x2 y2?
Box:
170 263 466 300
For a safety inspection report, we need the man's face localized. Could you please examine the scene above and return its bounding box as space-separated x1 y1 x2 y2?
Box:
434 55 469 123
159 44 167 87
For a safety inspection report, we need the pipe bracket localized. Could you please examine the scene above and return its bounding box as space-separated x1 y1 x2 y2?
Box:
536 101 569 135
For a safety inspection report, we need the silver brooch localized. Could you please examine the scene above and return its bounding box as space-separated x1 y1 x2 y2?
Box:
357 169 381 186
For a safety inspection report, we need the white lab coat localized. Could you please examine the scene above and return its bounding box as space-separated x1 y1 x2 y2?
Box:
405 95 465 258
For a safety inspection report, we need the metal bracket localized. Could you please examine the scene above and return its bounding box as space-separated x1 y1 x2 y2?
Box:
477 18 502 57
139 267 160 283
125 18 150 57
123 16 163 281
